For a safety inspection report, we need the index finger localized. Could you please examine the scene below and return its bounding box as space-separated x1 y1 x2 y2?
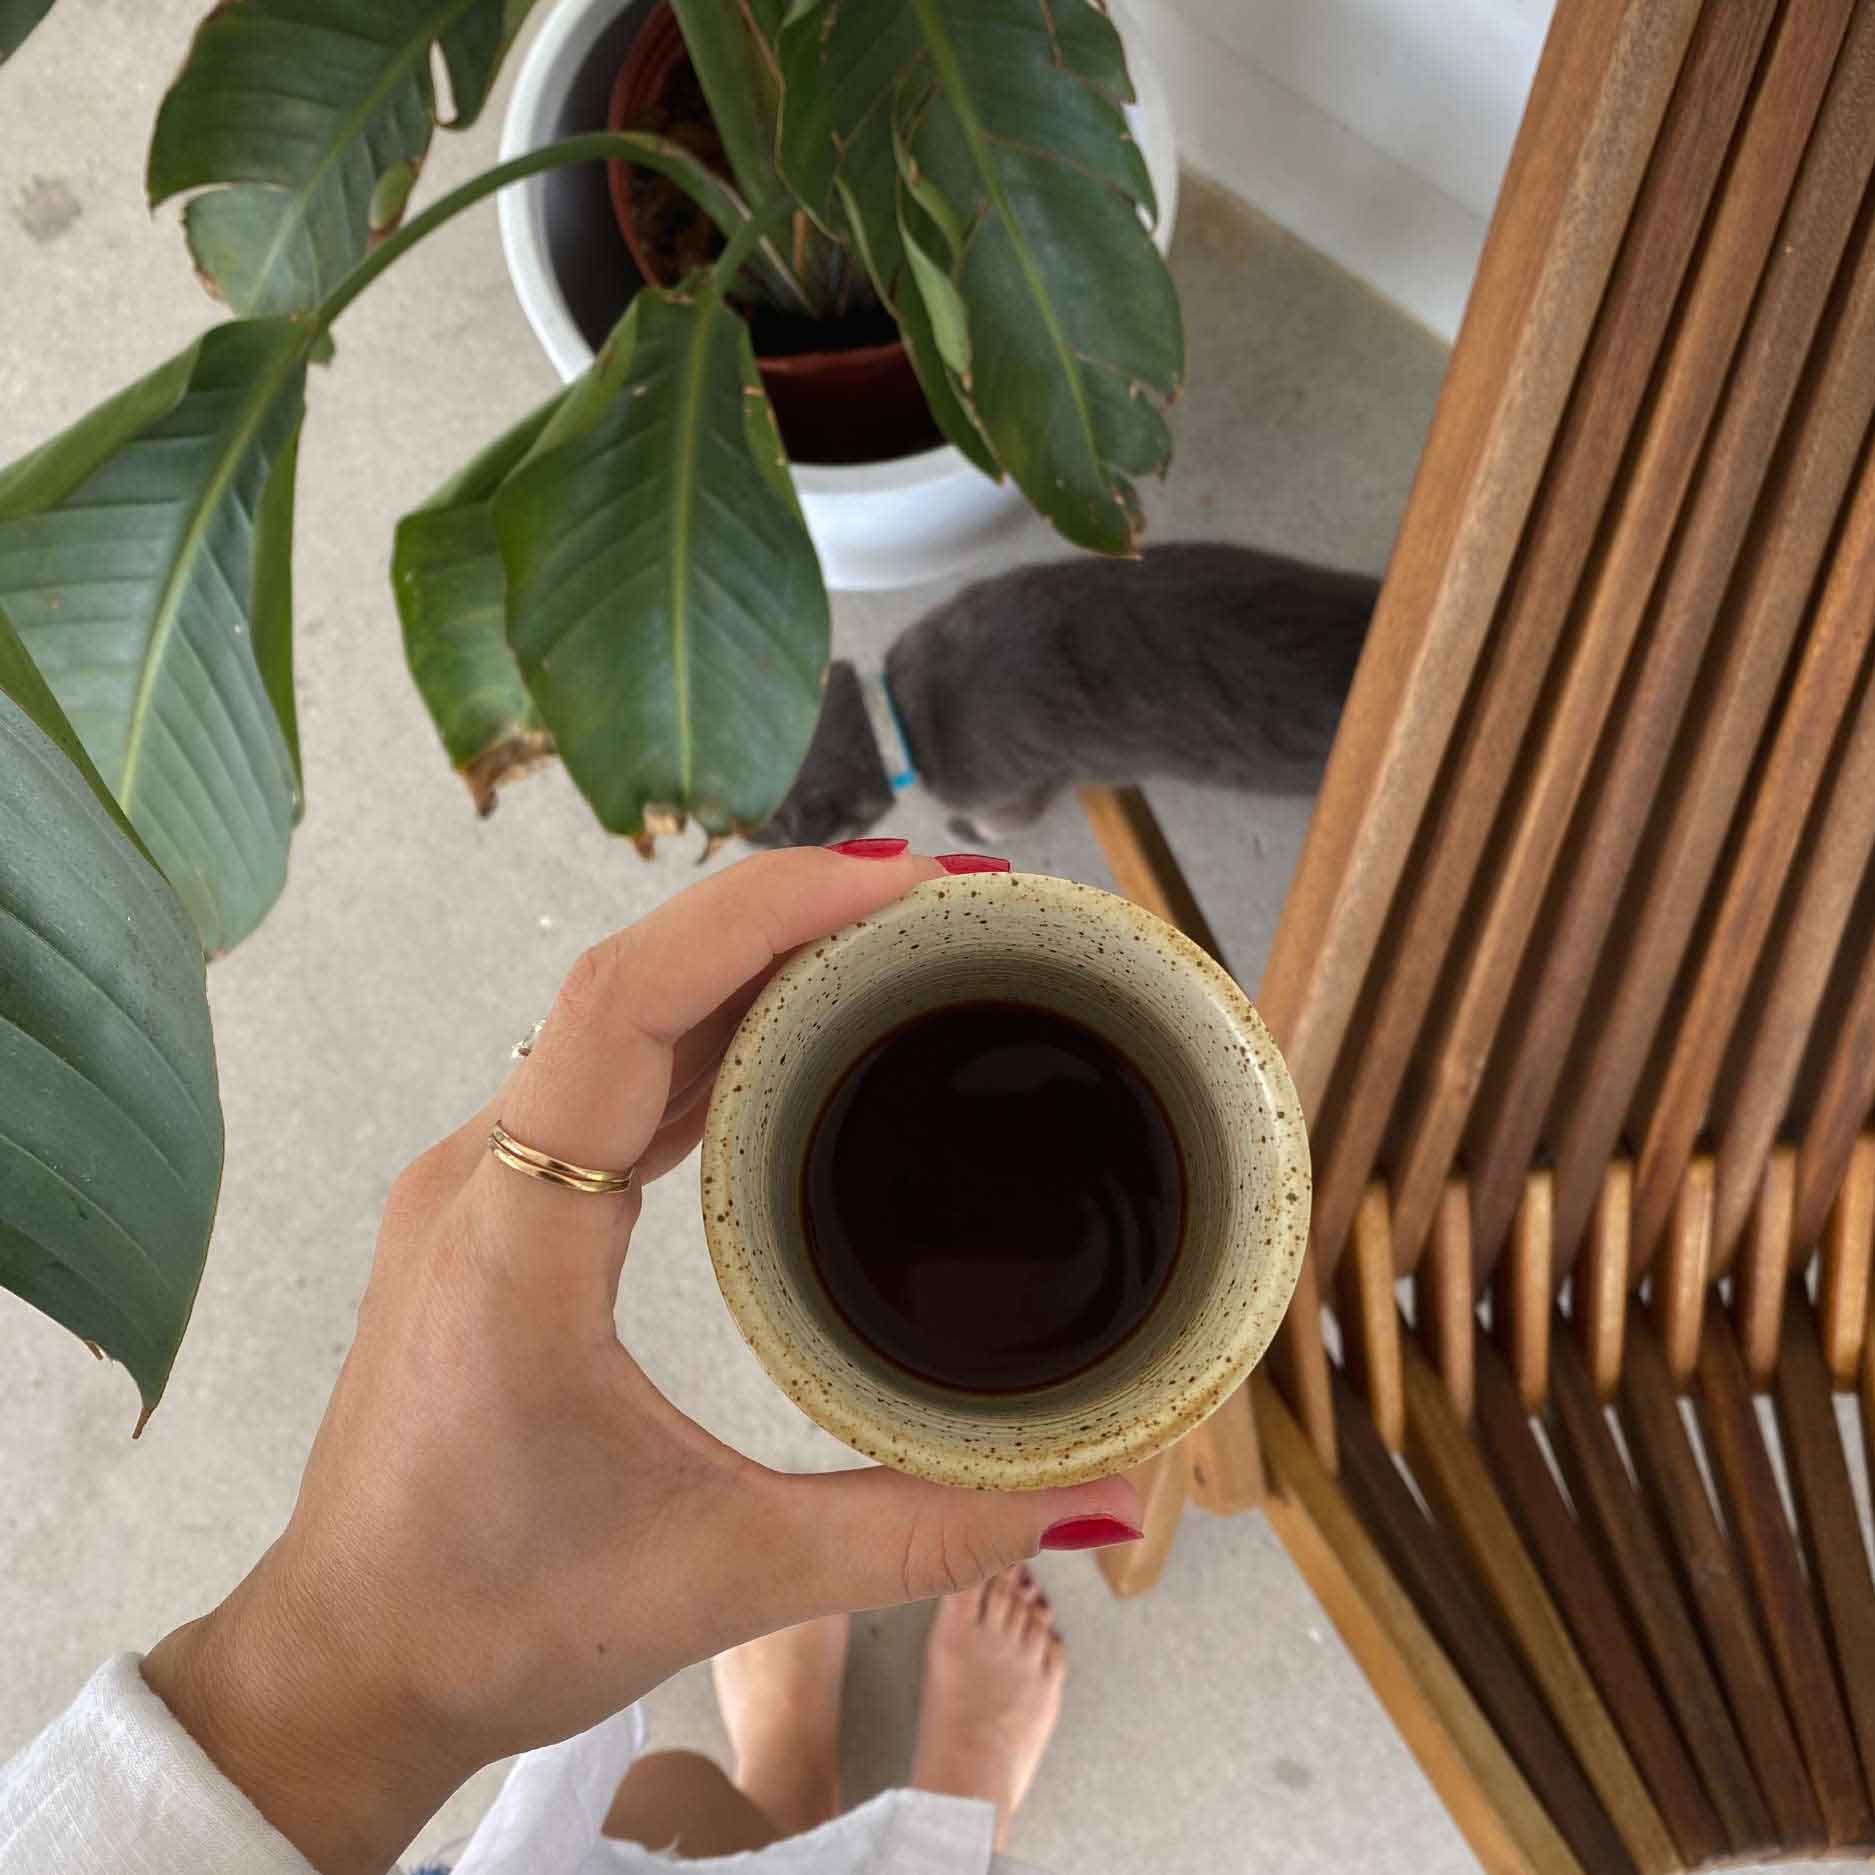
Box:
472 847 941 1254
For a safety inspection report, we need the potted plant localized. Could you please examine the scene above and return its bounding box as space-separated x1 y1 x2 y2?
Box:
498 0 1180 590
0 0 1184 1416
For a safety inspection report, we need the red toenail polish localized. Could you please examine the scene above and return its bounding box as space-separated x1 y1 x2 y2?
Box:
1039 1514 1143 1551
827 837 909 858
935 852 1011 874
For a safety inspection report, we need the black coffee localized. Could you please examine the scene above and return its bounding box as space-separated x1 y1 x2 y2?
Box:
801 1000 1185 1393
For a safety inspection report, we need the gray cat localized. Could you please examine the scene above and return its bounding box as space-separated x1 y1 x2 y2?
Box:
754 541 1376 848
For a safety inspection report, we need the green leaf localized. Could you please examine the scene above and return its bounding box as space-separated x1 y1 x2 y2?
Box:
394 391 564 814
147 0 538 316
0 321 310 955
671 0 786 217
0 0 54 61
0 603 224 1426
778 0 1182 552
494 276 829 845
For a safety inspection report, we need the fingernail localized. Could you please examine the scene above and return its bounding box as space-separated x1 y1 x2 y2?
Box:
827 837 909 858
1039 1514 1144 1551
935 852 1011 874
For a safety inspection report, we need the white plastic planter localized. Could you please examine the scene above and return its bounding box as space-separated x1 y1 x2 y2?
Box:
498 0 1179 592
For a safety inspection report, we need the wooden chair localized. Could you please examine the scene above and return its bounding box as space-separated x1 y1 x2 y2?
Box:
1078 0 1875 1866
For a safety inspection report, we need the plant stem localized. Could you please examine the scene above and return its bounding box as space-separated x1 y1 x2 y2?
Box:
312 132 810 331
712 196 794 295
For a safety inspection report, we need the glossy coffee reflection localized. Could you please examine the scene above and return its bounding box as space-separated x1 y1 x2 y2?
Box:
801 1000 1185 1393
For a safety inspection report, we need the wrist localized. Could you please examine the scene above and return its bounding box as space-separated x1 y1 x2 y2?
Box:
143 1555 476 1875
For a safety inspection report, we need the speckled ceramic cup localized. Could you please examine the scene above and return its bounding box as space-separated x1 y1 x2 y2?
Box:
701 872 1310 1489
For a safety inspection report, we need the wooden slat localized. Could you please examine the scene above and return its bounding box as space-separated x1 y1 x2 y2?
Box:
1471 1336 1726 1869
1632 423 1875 1268
1693 1307 1875 1846
1075 785 1226 967
1455 0 1875 1275
1255 1374 1582 1875
1655 1158 1712 1388
1252 0 1703 1132
1269 1245 1336 1471
1548 185 1875 1271
1616 1305 1823 1852
1792 958 1875 1253
1821 1135 1875 1386
1391 0 1861 1275
1711 640 1875 1264
1094 1444 1190 1599
1400 1337 1678 1874
1774 1283 1875 1808
1494 1170 1553 1411
1417 1176 1477 1421
1183 1381 1265 1514
1735 1145 1797 1388
1331 1372 1631 1875
1338 1184 1404 1450
1545 1328 1775 1856
1293 0 1776 1276
1575 1161 1630 1401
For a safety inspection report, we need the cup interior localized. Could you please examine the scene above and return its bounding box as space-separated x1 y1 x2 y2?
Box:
702 873 1309 1488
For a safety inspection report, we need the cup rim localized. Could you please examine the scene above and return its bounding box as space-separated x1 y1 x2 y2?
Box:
700 871 1312 1488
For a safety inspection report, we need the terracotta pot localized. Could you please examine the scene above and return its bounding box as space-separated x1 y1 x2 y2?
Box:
604 0 936 465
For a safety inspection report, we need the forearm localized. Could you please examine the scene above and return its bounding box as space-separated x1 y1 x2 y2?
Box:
142 1557 473 1875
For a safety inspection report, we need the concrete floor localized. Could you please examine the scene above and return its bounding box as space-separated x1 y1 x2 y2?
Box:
0 5 1493 1870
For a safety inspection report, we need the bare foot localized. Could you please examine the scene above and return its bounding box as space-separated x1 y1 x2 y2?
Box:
911 1567 1066 1849
711 1614 850 1836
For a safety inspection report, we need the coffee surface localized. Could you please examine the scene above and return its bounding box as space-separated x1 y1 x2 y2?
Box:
802 1000 1184 1392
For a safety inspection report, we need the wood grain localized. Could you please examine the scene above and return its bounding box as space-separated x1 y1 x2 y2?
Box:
1417 1176 1478 1421
1616 1304 1823 1852
1821 1134 1875 1386
1253 0 1703 1136
1575 1161 1631 1401
1549 180 1875 1272
1095 1444 1191 1599
1183 1381 1265 1514
1632 411 1875 1270
1288 0 1774 1278
1494 1170 1553 1411
1471 1335 1725 1868
1545 1328 1775 1855
1338 1183 1404 1450
1256 1374 1582 1875
1332 1371 1633 1875
1735 1145 1797 1388
1075 785 1226 968
1400 1337 1677 1873
1269 1244 1336 1471
1711 628 1875 1265
1774 1283 1875 1808
1656 1159 1712 1387
1456 0 1873 1276
1792 971 1875 1255
1694 1307 1874 1845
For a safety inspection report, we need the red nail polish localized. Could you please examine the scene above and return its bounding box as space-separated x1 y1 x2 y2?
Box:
827 837 909 858
934 852 1011 874
1039 1514 1144 1551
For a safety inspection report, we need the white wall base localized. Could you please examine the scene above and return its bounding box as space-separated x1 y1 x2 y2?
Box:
1137 0 1553 342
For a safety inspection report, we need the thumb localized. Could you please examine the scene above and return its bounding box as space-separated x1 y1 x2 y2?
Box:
766 1465 1146 1619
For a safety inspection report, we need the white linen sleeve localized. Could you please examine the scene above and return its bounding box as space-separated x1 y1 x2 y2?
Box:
0 1653 319 1875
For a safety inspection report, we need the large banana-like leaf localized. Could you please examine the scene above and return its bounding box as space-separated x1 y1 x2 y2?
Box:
0 0 55 61
0 321 310 955
494 277 829 846
0 604 223 1426
394 391 564 815
148 0 538 316
777 0 1181 552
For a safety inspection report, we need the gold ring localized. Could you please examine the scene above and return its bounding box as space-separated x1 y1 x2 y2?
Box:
488 1121 636 1196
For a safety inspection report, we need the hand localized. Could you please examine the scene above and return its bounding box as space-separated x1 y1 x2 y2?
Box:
143 847 1140 1875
